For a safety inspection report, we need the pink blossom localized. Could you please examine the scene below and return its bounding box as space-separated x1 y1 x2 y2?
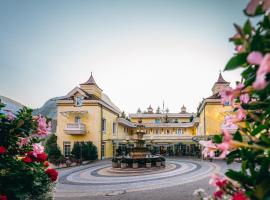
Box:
263 0 270 11
32 143 44 157
222 115 238 131
236 106 247 121
253 53 270 90
214 190 223 198
216 129 233 159
240 93 250 104
19 138 29 147
232 191 249 200
6 110 15 121
209 173 228 188
199 140 217 158
245 0 261 15
220 89 234 106
247 51 263 65
220 84 244 106
235 45 245 53
222 129 233 142
217 142 230 158
253 73 268 90
35 115 51 135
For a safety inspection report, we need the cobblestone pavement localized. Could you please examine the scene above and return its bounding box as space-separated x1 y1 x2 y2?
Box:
55 158 240 200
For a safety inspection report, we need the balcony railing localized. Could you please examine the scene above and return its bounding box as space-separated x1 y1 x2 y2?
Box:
64 123 86 135
142 134 193 141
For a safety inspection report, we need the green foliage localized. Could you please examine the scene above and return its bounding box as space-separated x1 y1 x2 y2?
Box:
71 141 98 161
224 53 248 71
45 134 63 164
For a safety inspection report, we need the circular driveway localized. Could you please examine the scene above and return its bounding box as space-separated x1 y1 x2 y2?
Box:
55 158 220 198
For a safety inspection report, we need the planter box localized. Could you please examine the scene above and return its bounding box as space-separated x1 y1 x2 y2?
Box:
161 161 166 166
156 162 161 167
146 162 151 168
132 163 138 168
121 163 126 168
112 162 118 168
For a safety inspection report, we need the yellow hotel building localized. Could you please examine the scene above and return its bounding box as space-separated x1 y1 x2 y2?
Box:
56 73 233 159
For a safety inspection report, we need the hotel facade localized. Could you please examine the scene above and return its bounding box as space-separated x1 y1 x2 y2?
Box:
56 73 233 159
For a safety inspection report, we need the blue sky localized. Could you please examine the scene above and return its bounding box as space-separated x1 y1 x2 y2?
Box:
0 0 249 113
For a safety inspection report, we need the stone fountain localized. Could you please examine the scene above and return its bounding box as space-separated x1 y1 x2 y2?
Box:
112 119 165 168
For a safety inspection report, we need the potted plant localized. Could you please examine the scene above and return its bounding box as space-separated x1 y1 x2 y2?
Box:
156 158 161 167
112 158 118 168
146 158 151 168
132 159 138 168
160 157 166 166
121 158 127 168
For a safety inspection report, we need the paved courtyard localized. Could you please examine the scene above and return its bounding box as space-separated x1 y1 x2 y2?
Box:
55 158 240 200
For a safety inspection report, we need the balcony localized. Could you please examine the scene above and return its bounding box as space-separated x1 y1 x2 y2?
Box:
64 123 86 135
143 134 193 141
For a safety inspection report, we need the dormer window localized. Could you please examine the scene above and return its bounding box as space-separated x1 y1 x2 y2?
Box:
75 96 84 107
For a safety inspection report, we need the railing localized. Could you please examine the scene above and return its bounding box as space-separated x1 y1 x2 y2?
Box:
64 123 86 134
142 122 196 128
142 134 193 140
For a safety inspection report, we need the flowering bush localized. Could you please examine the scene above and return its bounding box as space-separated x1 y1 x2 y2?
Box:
0 103 58 200
196 1 270 199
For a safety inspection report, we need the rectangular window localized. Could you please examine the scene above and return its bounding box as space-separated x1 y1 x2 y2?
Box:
75 116 81 124
63 141 71 157
155 119 161 124
102 118 106 133
113 122 116 134
101 143 106 159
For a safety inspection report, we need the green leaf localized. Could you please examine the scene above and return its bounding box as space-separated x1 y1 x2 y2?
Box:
224 53 248 71
226 149 240 164
243 19 252 35
252 125 266 136
233 131 243 142
226 169 253 185
213 135 223 144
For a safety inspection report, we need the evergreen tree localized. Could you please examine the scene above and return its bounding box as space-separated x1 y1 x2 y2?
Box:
45 134 62 162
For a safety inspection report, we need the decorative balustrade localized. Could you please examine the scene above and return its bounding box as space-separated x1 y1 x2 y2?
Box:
142 134 193 141
64 123 86 135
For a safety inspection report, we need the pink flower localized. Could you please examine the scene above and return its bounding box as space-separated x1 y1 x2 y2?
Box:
245 0 261 15
35 115 51 135
222 115 238 131
236 106 247 121
209 174 228 188
0 146 7 154
0 194 7 200
247 51 263 65
22 156 32 163
217 142 230 158
240 93 250 104
19 138 29 147
253 53 270 90
220 83 244 106
214 190 223 198
263 0 270 11
5 110 15 121
235 45 245 53
199 140 217 158
216 129 233 159
32 143 44 157
253 73 268 90
232 191 249 200
220 89 234 106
